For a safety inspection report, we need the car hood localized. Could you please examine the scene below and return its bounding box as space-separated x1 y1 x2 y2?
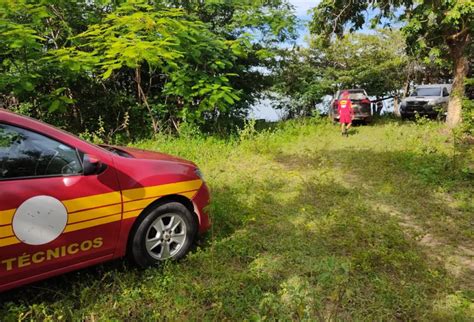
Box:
101 145 196 166
403 96 440 102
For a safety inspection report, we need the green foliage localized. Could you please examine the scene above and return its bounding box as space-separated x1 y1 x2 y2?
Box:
78 116 106 144
54 1 248 130
309 0 474 126
0 0 297 137
0 128 21 148
461 77 474 135
273 30 408 116
237 118 258 141
310 0 473 52
0 1 48 96
401 0 473 63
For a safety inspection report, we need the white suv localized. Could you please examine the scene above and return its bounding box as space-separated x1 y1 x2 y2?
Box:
400 84 451 119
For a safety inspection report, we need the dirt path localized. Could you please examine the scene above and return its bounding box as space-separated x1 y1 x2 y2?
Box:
273 123 473 289
341 170 474 287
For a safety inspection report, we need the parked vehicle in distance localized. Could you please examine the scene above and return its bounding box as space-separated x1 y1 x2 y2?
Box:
0 109 211 292
400 84 451 119
330 89 372 124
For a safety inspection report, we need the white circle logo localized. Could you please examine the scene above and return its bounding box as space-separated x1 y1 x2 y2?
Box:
13 196 68 245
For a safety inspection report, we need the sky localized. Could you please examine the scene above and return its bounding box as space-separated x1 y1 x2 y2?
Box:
289 0 316 46
287 1 403 45
290 0 315 19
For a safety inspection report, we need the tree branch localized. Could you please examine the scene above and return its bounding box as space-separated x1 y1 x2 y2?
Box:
447 27 469 41
332 0 353 35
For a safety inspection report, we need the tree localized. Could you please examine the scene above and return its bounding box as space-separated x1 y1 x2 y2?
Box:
0 0 297 138
55 1 245 134
0 0 125 132
159 0 298 131
310 0 473 127
271 46 331 117
272 30 408 116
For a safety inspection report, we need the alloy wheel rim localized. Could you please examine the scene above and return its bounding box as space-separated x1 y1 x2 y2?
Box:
145 213 187 260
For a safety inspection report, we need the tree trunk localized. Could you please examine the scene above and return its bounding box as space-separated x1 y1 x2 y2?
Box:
402 64 412 98
135 67 159 134
446 34 470 128
393 96 400 116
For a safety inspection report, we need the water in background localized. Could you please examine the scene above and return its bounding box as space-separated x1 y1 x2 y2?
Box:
250 95 397 121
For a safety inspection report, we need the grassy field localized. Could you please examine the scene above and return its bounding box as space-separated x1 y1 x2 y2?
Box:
1 118 473 320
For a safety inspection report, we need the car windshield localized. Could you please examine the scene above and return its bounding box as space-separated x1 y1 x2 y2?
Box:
411 88 441 96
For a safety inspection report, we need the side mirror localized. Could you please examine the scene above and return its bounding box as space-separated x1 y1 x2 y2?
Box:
83 154 106 175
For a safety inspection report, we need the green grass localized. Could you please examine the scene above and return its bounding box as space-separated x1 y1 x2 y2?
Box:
1 118 473 320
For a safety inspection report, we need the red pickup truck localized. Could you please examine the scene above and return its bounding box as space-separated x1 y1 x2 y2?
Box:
330 89 372 123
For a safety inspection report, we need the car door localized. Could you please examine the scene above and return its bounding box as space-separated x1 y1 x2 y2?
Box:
0 122 122 290
442 87 450 105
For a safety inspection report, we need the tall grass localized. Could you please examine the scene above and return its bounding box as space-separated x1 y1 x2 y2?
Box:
1 117 472 320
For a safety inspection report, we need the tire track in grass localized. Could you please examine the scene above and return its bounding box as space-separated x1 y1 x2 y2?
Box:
270 122 473 318
327 152 474 288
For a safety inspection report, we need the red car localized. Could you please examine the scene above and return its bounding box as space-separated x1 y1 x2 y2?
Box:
0 109 210 292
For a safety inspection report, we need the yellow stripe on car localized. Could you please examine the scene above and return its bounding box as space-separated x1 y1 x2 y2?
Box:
63 191 122 213
0 225 13 238
0 179 201 247
64 214 122 233
0 209 15 226
123 198 156 213
0 236 20 247
123 209 142 219
122 179 202 202
179 191 198 199
68 204 122 224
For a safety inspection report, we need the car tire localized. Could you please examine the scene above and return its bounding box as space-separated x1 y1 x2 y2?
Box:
129 202 197 268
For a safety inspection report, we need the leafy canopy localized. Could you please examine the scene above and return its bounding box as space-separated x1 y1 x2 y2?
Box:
0 0 297 138
272 30 408 116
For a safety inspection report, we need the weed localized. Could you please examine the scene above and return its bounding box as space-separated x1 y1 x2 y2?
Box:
1 119 472 320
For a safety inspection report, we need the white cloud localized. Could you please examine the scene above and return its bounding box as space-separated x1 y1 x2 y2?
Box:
289 0 319 19
287 1 318 46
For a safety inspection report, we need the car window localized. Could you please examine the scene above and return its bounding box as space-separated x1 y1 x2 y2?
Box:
0 123 82 180
339 91 367 100
442 88 449 96
411 88 441 96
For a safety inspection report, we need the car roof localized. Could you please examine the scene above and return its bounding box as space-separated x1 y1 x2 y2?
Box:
338 89 366 92
335 89 366 96
0 108 64 132
416 84 452 88
0 108 111 158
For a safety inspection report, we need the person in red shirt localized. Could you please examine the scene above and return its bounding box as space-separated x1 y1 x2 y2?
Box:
338 91 354 136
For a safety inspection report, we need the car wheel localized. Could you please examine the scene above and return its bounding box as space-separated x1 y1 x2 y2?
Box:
129 202 197 267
